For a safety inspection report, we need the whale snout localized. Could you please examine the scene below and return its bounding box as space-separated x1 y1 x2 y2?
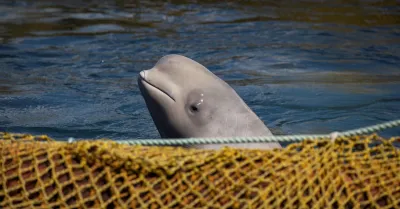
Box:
139 70 147 80
138 68 176 102
139 69 151 82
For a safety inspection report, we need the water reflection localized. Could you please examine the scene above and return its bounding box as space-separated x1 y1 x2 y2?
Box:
1 0 399 41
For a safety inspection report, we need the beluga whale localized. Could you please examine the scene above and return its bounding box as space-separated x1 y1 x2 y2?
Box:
138 54 282 150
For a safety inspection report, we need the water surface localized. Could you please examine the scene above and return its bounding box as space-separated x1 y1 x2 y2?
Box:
0 0 399 140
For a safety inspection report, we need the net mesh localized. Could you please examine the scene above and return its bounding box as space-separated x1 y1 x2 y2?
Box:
0 132 399 209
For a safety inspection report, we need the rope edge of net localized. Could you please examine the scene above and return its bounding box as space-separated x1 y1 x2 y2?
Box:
115 119 400 146
4 119 399 146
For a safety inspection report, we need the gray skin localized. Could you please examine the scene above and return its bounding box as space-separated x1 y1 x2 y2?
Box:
138 54 282 150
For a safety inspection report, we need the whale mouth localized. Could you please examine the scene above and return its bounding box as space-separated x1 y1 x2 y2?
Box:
138 71 176 102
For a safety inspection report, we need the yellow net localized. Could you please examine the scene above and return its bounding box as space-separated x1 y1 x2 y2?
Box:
0 132 399 209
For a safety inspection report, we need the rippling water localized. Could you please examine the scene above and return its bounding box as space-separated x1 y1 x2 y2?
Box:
0 0 399 140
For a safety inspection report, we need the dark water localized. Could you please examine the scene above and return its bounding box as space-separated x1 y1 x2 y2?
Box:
0 0 399 141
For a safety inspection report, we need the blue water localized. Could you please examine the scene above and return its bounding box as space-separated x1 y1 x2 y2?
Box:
0 0 399 140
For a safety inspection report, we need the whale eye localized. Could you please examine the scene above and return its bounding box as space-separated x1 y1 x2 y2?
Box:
189 102 201 113
186 89 208 117
190 104 199 112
